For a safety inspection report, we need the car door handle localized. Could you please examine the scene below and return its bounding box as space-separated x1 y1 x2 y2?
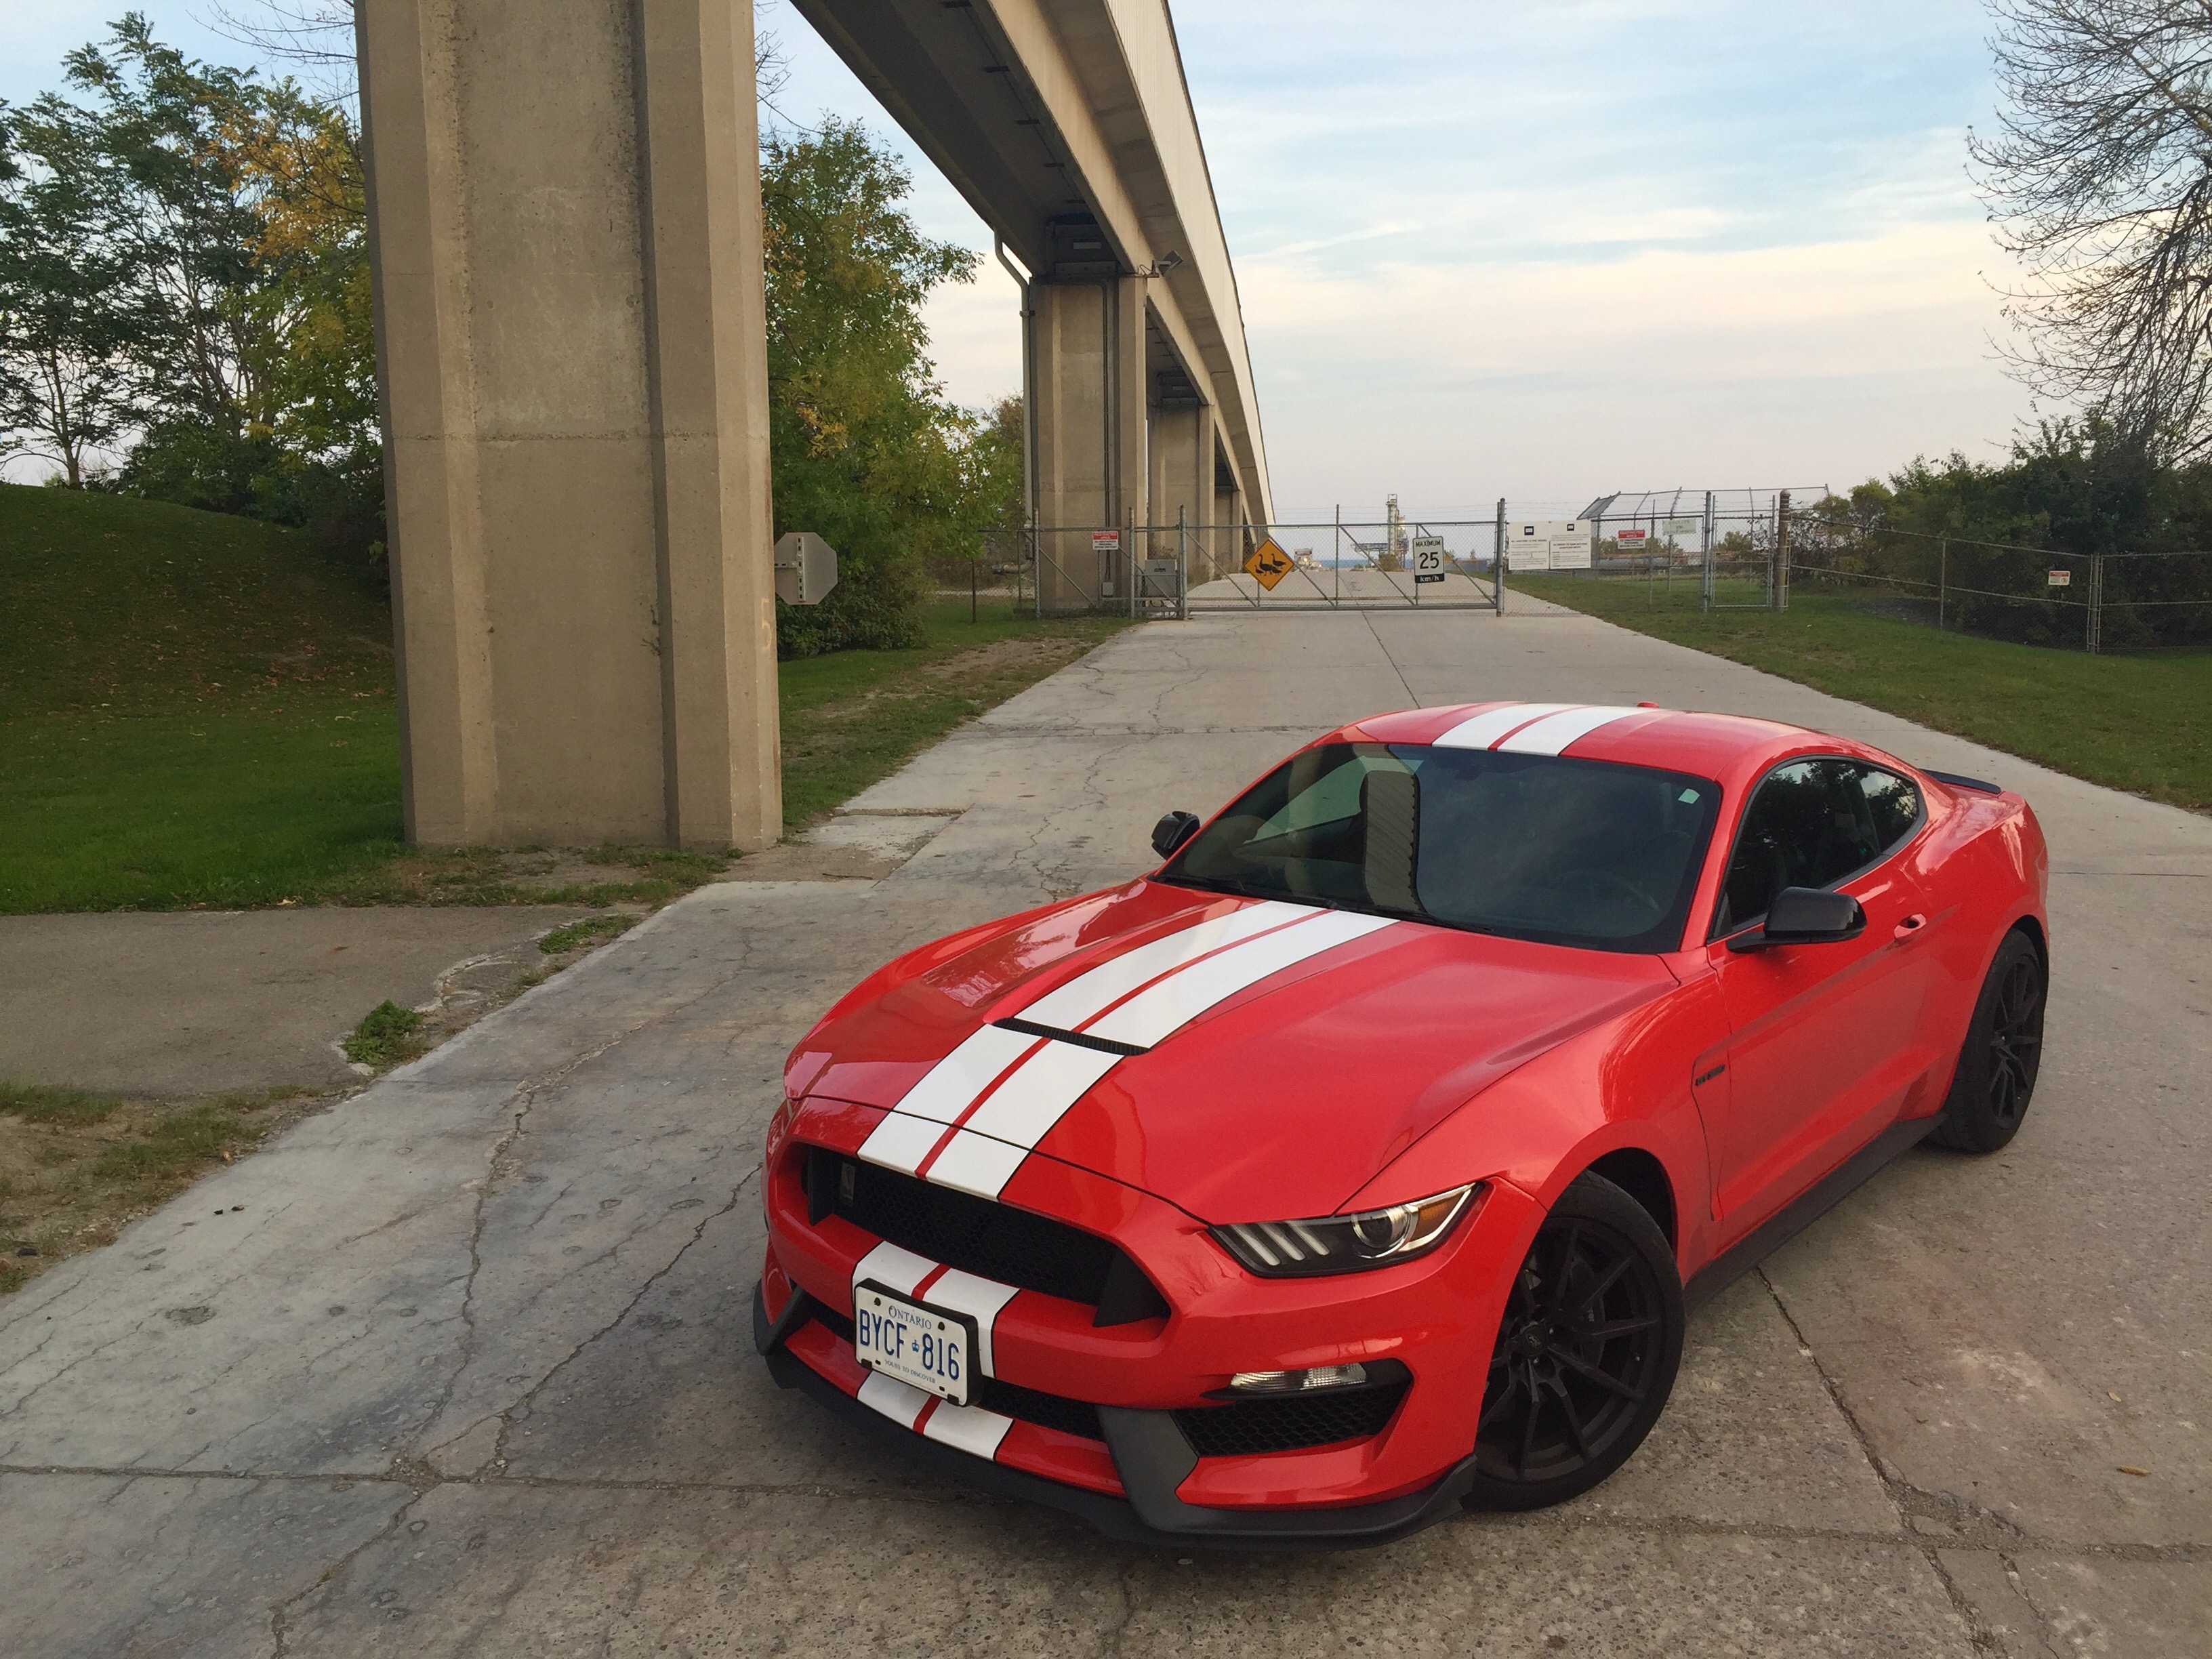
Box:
1892 914 1928 942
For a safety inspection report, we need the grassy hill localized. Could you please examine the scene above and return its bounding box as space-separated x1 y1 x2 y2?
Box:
1 483 396 716
2 485 1126 912
1 485 407 911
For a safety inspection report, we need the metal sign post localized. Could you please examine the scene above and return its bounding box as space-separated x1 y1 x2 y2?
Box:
1494 497 1505 615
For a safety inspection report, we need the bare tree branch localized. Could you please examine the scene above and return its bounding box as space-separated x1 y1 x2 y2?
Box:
1975 0 2212 459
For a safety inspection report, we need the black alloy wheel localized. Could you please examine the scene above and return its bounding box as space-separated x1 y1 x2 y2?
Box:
1934 928 2045 1153
1467 1172 1684 1512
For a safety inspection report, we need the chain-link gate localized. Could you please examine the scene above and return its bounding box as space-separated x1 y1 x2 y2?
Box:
1023 508 1513 617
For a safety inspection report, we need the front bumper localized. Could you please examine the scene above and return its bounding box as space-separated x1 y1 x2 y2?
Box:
756 1285 1479 1549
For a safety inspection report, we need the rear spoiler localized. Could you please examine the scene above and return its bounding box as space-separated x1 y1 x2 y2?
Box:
1926 769 2002 796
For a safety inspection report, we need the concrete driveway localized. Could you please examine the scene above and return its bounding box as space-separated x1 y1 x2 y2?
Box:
2 600 2206 1657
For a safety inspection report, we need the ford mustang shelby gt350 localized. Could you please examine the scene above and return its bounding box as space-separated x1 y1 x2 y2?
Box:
755 701 2049 1546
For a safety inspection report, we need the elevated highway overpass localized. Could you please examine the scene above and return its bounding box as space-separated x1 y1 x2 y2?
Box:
358 0 1268 851
796 0 1273 602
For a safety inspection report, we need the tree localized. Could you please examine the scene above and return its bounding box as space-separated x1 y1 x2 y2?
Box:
1975 1 2212 459
762 117 1005 655
0 101 140 486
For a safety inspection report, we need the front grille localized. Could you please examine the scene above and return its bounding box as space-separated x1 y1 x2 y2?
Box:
801 1303 1105 1443
802 1147 1166 1324
1174 1384 1409 1457
976 1377 1103 1442
799 1298 1397 1458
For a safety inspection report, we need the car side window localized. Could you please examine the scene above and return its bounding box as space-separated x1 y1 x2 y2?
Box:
1860 767 1922 852
1714 760 1918 937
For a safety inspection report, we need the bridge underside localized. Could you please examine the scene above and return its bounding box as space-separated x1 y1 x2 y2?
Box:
796 0 1271 606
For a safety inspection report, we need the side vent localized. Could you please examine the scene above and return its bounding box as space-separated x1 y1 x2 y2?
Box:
1093 1252 1170 1328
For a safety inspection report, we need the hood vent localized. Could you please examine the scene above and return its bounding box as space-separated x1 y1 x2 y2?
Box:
991 1016 1149 1058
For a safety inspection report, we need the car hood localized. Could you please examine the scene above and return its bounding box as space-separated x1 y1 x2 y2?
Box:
788 881 1677 1223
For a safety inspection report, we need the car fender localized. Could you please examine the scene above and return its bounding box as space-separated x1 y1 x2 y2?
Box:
1338 974 1727 1279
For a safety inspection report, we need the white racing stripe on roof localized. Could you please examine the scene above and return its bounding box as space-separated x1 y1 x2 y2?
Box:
1017 899 1312 1031
1432 703 1576 750
920 1399 1014 1458
1085 909 1399 1049
1493 705 1654 756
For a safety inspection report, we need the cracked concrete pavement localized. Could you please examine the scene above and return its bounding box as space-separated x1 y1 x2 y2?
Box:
1 599 2206 1656
0 906 619 1095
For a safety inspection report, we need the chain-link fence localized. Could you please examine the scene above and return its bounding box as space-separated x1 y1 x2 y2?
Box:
1019 514 1512 616
1513 489 2212 651
1782 513 2212 652
1000 494 2212 649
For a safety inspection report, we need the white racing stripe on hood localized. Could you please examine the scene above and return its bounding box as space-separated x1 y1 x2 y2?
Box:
1432 703 1575 750
1084 909 1398 1050
1017 899 1314 1030
859 903 1402 1200
857 904 1304 1172
1493 704 1654 755
890 1024 1040 1129
920 1128 1031 1199
956 1041 1124 1154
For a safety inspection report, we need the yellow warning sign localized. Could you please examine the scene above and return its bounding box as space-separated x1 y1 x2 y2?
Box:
1244 537 1296 591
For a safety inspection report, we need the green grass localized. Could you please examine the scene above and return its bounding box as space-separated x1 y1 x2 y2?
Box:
779 598 1131 827
0 1080 125 1127
0 483 394 716
1 483 1130 912
342 1001 425 1068
540 915 636 954
1512 575 2212 812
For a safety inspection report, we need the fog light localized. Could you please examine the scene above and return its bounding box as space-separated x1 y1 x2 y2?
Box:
1227 1364 1369 1395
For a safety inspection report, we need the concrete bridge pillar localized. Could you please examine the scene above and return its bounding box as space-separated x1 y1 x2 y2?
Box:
1031 276 1148 611
357 0 781 851
1148 400 1214 581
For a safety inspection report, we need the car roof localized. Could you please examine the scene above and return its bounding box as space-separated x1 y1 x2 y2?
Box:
1335 701 1891 788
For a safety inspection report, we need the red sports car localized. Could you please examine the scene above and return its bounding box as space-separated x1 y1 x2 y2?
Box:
756 701 2049 1545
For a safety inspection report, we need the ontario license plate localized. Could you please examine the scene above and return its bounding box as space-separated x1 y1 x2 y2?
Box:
853 1282 976 1406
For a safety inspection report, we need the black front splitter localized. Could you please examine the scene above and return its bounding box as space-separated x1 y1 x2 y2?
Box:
754 1286 1477 1552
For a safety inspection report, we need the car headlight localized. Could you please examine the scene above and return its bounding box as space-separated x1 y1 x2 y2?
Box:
1210 1184 1481 1277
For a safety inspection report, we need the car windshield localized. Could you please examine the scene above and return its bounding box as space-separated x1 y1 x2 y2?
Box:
1160 743 1722 954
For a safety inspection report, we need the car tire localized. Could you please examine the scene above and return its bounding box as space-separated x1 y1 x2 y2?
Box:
1465 1170 1685 1513
1932 928 2045 1154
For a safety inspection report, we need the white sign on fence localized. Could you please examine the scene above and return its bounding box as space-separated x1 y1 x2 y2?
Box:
2047 569 2072 588
1512 520 1593 571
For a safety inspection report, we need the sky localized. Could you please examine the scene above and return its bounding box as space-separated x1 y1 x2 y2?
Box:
7 1 2038 522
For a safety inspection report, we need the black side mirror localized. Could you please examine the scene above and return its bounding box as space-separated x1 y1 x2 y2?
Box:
1152 811 1202 861
1728 886 1866 954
